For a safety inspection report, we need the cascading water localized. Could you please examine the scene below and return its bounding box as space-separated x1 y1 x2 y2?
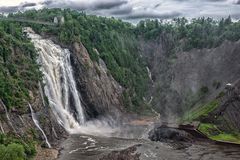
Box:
0 99 16 133
24 27 117 137
29 104 51 148
25 28 85 133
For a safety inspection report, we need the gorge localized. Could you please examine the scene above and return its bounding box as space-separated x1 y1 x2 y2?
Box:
0 8 240 160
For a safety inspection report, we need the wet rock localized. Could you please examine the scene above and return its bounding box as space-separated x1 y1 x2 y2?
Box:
148 125 193 142
99 145 141 160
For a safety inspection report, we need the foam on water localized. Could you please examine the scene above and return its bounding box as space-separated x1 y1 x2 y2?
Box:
24 27 116 136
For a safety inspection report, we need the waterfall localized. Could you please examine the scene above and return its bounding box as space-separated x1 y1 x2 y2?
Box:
0 122 4 134
146 67 153 83
24 27 117 136
29 104 51 148
24 27 85 133
0 99 16 133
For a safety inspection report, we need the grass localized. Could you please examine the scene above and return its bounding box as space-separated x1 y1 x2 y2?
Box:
198 123 240 144
210 134 240 144
198 123 221 137
183 100 219 122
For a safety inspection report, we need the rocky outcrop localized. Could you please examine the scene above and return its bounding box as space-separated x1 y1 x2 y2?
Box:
202 80 240 133
148 125 193 142
99 145 141 160
140 36 240 118
0 89 67 147
70 42 124 121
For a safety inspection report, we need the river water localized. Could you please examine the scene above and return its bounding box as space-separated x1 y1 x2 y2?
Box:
59 125 240 160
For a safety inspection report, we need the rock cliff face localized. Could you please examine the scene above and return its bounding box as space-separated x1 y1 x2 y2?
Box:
140 36 240 119
203 80 240 133
0 37 125 148
70 42 124 121
0 89 67 147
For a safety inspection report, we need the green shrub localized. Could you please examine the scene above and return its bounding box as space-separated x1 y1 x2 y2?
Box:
3 143 25 160
0 134 36 159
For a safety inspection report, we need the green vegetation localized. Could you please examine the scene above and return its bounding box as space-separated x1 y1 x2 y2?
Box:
198 123 240 144
0 7 239 160
0 134 36 160
135 16 240 51
198 123 221 137
183 100 219 122
7 9 240 112
0 21 41 109
11 8 149 111
211 134 240 144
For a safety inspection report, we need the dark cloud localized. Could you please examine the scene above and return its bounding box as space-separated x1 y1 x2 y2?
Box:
41 0 128 11
203 0 226 1
0 6 19 13
0 2 37 13
110 5 132 15
154 3 161 8
41 0 54 6
93 1 128 10
0 0 239 21
124 11 181 20
22 3 37 8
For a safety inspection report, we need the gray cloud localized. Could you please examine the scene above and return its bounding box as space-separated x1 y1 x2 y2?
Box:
42 0 128 11
0 6 19 13
0 0 240 22
21 3 37 8
124 11 181 20
41 0 54 6
92 1 127 10
154 3 161 8
0 2 37 13
110 5 133 15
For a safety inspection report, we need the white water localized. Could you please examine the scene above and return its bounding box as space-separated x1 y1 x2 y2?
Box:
25 28 85 133
0 99 16 133
0 122 4 134
24 27 117 136
29 103 51 148
146 67 153 83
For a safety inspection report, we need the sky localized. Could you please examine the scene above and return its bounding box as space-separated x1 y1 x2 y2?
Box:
0 0 240 22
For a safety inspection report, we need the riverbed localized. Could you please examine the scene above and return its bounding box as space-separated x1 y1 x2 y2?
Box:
58 124 240 160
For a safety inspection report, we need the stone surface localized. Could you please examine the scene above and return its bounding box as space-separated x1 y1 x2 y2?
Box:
70 42 124 121
140 36 240 119
148 125 193 142
99 145 141 160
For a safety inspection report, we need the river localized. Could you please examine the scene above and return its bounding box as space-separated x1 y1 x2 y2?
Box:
58 124 240 160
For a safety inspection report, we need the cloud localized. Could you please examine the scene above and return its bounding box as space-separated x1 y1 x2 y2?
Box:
21 3 37 8
41 0 128 11
41 0 53 6
110 5 133 15
0 2 37 13
92 1 127 10
154 3 161 8
0 6 18 13
0 0 240 22
124 11 181 20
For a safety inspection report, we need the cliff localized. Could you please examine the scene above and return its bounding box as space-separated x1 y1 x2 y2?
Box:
140 36 240 120
0 88 67 147
70 42 125 121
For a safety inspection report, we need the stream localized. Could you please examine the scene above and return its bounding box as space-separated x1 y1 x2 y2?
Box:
58 125 240 160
